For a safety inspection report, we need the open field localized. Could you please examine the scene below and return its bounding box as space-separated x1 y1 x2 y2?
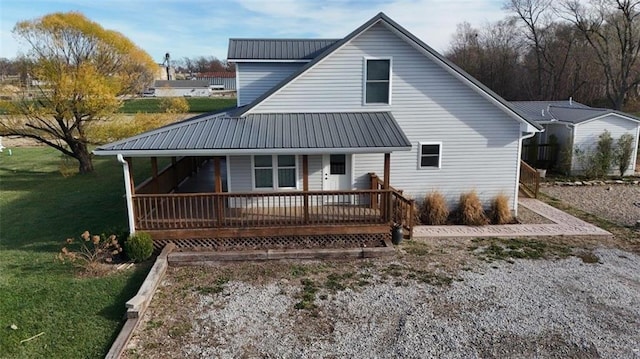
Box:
0 148 157 358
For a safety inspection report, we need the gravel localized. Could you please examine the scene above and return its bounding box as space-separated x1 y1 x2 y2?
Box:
151 248 640 359
541 185 640 227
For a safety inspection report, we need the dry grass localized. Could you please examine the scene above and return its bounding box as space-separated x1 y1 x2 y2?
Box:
457 190 489 226
419 191 449 225
490 194 513 224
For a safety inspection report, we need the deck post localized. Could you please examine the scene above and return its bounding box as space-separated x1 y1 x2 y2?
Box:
118 155 136 235
171 157 178 190
369 172 379 209
214 157 224 226
151 157 159 193
383 153 391 223
302 155 309 223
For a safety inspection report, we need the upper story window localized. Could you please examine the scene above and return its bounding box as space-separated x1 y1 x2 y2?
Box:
253 155 298 189
365 59 391 104
419 142 442 169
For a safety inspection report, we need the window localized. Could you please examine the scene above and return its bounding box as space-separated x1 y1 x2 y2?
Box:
419 143 441 168
329 154 346 175
253 155 297 189
365 59 391 104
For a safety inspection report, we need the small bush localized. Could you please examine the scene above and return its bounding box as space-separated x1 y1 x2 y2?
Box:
457 191 488 226
125 232 153 262
57 230 123 275
615 133 634 176
419 191 449 225
160 97 190 113
489 194 512 224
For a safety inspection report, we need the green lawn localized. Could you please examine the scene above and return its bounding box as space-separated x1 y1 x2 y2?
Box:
0 148 155 358
120 97 236 113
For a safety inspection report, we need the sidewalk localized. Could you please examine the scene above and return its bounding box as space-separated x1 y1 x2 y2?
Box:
413 198 611 238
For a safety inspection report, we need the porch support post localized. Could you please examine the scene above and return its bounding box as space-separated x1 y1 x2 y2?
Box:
171 157 178 190
383 153 391 222
117 154 136 235
213 157 224 226
302 155 309 223
151 157 159 193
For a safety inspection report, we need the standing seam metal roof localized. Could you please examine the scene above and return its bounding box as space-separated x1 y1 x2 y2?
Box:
227 39 340 60
511 101 640 124
93 111 411 155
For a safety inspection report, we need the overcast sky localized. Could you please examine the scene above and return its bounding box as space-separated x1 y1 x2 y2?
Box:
0 0 507 63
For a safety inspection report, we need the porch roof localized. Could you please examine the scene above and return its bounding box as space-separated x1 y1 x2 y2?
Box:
511 100 640 124
93 109 412 157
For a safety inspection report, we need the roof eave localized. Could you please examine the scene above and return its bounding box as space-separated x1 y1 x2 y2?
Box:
93 146 412 157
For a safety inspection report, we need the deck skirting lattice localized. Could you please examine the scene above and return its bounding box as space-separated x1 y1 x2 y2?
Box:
152 233 389 252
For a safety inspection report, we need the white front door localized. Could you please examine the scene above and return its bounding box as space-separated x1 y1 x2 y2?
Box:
323 154 352 203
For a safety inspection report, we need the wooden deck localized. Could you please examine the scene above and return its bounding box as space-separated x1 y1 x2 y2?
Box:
129 158 416 242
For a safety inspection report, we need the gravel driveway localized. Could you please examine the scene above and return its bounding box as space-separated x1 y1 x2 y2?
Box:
541 185 640 227
123 186 640 358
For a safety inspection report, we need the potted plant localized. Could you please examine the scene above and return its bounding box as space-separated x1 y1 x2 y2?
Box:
391 223 403 245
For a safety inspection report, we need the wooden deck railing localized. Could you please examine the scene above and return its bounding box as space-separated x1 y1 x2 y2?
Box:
132 189 396 231
369 172 415 237
519 160 540 198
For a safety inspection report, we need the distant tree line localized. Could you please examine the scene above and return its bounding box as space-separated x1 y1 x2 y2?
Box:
173 56 235 75
446 0 640 110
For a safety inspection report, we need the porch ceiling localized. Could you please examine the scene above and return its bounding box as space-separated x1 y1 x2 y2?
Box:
93 110 411 157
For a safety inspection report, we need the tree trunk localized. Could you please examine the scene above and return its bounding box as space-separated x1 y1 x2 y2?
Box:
69 140 94 173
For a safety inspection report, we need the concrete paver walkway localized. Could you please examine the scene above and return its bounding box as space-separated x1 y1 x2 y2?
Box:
413 198 611 238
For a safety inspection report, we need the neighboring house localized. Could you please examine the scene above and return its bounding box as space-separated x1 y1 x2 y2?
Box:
197 72 237 91
94 13 541 240
151 80 212 97
512 100 640 176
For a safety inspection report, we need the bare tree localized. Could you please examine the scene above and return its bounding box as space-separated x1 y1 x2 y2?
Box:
561 0 640 109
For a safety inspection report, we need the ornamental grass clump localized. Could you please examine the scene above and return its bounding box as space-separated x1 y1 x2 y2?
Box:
419 191 449 225
457 190 489 226
489 194 512 224
57 230 123 275
125 232 153 262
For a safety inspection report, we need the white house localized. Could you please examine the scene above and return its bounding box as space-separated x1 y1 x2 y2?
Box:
512 100 640 176
94 13 541 240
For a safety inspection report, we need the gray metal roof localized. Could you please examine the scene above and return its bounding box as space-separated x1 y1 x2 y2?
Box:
94 110 411 156
153 80 210 88
227 39 339 60
232 12 542 131
511 100 640 124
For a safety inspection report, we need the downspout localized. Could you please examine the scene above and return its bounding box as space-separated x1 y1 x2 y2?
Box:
117 154 136 235
515 130 538 217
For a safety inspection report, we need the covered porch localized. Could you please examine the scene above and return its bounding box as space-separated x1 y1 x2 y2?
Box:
94 109 415 245
122 154 414 242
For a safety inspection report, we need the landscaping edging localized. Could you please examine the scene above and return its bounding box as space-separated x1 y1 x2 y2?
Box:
105 243 176 359
541 179 640 187
168 244 395 265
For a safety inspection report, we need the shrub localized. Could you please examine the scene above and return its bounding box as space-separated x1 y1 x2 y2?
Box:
615 133 635 177
159 97 190 113
419 191 449 225
87 113 175 144
575 130 615 178
125 232 153 262
57 230 123 275
457 191 488 226
489 194 512 224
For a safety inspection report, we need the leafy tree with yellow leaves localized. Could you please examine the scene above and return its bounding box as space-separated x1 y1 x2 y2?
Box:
0 12 156 173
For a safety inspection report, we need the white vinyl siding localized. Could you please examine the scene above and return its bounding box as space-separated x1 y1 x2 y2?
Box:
236 62 304 106
571 115 640 176
252 22 523 208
